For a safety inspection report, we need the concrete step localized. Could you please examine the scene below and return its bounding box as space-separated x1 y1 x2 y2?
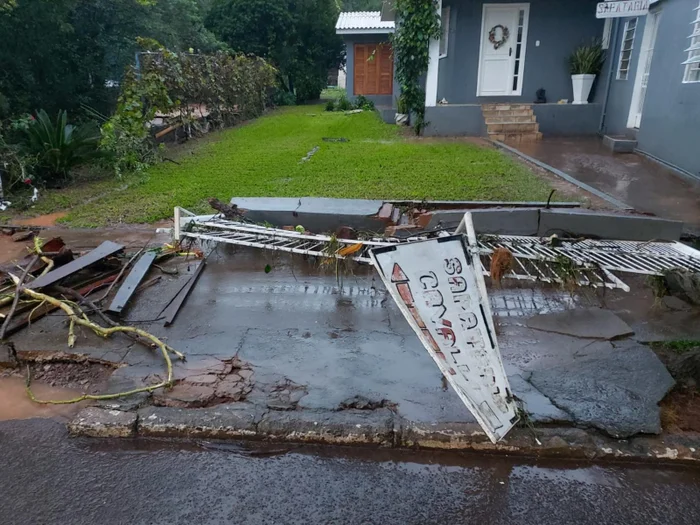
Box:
485 115 537 124
482 109 534 119
488 131 542 143
602 135 637 153
487 122 539 133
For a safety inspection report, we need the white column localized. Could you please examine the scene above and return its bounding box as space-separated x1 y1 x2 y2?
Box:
424 0 442 108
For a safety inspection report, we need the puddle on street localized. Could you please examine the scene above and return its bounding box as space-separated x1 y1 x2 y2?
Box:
0 377 89 421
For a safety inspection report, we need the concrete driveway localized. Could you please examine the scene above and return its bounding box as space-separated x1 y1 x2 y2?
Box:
512 136 700 233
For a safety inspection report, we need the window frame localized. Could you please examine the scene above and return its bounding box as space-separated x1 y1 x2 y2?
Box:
439 6 450 59
683 0 700 83
616 17 638 81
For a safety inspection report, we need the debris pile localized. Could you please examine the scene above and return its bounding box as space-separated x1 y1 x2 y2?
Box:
0 236 207 404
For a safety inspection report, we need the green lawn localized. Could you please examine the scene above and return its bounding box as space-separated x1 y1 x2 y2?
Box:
20 105 564 227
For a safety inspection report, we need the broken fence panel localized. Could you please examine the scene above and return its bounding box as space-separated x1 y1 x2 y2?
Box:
174 207 700 291
370 232 519 443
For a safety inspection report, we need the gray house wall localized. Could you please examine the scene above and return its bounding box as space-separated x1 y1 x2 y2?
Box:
601 16 643 135
635 0 700 178
600 0 700 178
343 34 399 108
438 0 605 104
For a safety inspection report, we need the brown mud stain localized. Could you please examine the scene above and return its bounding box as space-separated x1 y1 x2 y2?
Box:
14 211 68 227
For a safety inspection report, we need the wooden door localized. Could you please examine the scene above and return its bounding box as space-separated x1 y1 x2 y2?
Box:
354 43 393 95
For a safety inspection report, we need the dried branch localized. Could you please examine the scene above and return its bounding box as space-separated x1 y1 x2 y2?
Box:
0 254 39 340
8 273 185 404
54 284 180 359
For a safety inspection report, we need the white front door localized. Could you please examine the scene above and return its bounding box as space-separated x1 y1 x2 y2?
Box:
477 3 530 97
628 11 661 128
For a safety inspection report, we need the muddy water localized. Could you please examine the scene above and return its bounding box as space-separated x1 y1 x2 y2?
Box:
0 377 88 421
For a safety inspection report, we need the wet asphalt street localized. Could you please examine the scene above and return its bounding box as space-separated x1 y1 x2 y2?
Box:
2 418 700 525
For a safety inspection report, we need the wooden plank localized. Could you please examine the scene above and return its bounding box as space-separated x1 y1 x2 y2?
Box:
105 251 158 316
4 272 119 337
161 260 206 327
28 241 124 290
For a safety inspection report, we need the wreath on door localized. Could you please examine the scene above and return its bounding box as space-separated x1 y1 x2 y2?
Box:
488 24 510 50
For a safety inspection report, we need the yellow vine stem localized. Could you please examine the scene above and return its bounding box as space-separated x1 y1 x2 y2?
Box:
8 273 185 405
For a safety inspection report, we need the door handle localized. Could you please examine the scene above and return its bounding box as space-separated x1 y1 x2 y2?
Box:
509 47 512 57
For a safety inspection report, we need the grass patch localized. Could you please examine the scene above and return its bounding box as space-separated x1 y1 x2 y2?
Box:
651 340 700 355
5 105 574 227
320 87 346 100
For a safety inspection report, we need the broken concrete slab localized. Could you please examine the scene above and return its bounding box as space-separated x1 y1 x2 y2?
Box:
426 208 540 235
664 270 700 306
0 343 17 368
538 209 683 241
529 345 675 438
257 408 395 445
138 404 260 438
68 407 137 437
507 372 571 423
230 197 387 233
152 383 216 408
526 308 633 340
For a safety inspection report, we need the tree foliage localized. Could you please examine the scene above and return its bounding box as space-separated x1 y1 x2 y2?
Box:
206 0 344 102
101 44 277 176
0 0 223 117
391 0 440 134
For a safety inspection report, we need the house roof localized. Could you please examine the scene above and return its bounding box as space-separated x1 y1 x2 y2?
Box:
335 11 395 34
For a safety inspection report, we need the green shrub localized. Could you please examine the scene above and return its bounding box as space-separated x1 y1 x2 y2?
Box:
354 95 375 111
337 95 353 111
325 99 336 112
24 109 100 185
272 88 297 107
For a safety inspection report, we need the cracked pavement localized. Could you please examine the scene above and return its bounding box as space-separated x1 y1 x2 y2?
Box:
8 246 697 438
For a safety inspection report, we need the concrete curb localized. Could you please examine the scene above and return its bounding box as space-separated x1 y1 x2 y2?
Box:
69 406 700 464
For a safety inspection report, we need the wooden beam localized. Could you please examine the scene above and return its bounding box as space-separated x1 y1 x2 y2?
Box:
162 260 206 327
28 241 124 290
105 251 158 316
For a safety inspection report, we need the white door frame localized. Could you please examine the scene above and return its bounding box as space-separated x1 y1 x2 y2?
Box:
627 10 661 128
476 3 531 97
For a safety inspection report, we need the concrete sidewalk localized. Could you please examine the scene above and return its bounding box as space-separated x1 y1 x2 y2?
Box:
7 244 700 461
510 137 700 233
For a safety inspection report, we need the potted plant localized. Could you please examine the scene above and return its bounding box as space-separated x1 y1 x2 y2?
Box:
569 41 605 105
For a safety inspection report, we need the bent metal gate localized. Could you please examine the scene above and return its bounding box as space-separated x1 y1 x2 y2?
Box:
371 235 518 443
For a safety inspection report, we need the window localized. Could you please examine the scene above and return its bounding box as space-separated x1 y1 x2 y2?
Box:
617 17 638 80
512 8 526 91
683 0 700 83
439 6 450 58
602 18 612 50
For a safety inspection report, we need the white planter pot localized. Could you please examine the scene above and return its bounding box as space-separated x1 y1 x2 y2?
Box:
395 113 409 126
571 74 596 105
